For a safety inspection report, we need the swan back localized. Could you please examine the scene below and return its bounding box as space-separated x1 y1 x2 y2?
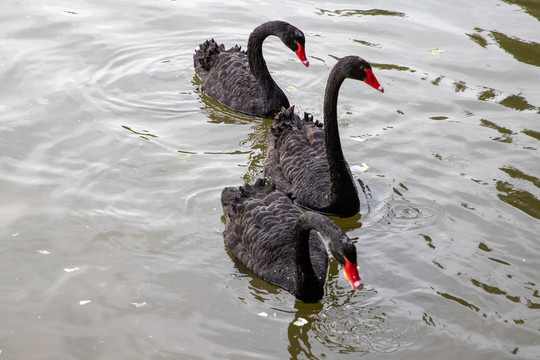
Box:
221 179 328 296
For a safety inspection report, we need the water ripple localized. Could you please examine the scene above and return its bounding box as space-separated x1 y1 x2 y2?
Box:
311 303 418 354
82 41 184 116
380 198 447 231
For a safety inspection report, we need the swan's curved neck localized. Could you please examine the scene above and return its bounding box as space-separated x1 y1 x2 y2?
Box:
323 66 358 209
292 212 337 302
323 70 346 163
293 211 344 302
247 23 283 97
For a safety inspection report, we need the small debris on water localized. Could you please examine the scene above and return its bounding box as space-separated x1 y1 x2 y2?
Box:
131 302 147 308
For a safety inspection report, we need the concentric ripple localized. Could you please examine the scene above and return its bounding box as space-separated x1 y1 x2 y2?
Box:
380 198 448 231
311 304 419 354
82 40 188 116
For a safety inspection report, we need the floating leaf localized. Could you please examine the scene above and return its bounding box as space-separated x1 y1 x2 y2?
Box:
131 302 147 308
285 85 297 93
177 153 193 163
428 48 446 56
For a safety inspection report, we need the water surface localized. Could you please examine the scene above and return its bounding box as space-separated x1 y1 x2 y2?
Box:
1 0 539 359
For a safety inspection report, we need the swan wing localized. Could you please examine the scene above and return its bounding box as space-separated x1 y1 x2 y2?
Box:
221 181 327 292
194 40 265 114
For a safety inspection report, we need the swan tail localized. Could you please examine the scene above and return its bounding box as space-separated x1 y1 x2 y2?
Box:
221 179 270 211
270 106 300 138
240 178 266 198
193 39 225 74
194 39 247 76
303 112 322 127
271 107 322 138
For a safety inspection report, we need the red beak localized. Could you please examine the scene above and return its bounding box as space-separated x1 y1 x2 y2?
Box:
343 257 363 290
364 68 384 93
295 42 310 67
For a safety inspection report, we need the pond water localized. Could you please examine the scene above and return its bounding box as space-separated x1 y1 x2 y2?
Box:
1 0 539 359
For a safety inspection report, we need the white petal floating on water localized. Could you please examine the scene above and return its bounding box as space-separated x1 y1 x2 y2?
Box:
12 232 19 237
64 267 80 273
131 302 147 308
36 98 50 105
37 250 51 255
79 300 91 305
293 317 308 327
257 312 268 317
351 137 367 142
351 163 369 173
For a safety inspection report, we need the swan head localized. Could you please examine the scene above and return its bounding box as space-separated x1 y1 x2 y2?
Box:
331 239 363 291
342 253 363 291
281 26 309 67
339 56 384 93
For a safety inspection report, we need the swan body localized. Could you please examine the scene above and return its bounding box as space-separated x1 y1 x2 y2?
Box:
221 179 362 303
265 56 383 217
194 21 309 117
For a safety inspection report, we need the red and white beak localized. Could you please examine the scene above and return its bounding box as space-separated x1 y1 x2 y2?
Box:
343 257 363 290
364 68 384 93
295 42 310 67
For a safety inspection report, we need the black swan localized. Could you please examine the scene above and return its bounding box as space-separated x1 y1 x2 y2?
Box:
193 20 309 118
264 56 384 217
221 179 363 303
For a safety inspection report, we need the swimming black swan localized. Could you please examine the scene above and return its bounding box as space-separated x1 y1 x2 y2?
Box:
221 179 363 303
193 20 309 118
264 56 384 217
